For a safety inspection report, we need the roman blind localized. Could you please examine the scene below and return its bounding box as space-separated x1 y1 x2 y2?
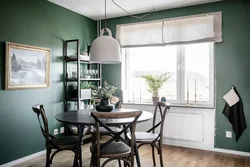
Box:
116 12 222 47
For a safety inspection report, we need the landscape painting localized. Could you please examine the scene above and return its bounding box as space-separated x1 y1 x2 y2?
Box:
5 42 50 89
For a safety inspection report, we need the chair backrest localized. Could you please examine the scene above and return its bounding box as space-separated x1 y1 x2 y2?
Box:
111 90 123 109
115 97 122 109
117 90 123 109
150 101 171 140
91 111 142 156
32 104 52 147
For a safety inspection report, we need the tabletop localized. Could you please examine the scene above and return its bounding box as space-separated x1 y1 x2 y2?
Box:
55 108 153 126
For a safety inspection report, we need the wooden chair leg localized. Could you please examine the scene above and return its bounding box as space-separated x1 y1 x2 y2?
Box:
89 154 93 167
151 145 156 167
90 152 96 167
97 157 100 167
92 133 96 145
130 155 135 167
124 157 127 167
46 148 51 167
159 142 164 167
118 159 122 167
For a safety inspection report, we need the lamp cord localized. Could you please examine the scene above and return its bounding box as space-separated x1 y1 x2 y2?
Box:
111 0 155 19
105 0 107 31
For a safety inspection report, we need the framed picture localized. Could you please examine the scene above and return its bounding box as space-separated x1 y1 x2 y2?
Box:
5 42 50 90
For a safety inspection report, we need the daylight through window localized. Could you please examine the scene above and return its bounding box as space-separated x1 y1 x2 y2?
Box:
121 43 214 106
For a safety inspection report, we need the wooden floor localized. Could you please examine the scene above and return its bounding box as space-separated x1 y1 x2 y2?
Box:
14 143 250 167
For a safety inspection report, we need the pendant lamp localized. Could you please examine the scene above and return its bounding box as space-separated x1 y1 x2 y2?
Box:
90 0 121 64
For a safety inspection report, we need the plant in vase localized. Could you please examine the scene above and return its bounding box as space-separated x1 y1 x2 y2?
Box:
80 81 93 99
141 72 170 105
92 81 117 112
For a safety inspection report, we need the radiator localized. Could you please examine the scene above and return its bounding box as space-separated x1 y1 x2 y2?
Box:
164 113 204 141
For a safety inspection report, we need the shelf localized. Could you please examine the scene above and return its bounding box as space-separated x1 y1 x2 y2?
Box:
65 56 88 62
66 78 77 82
80 78 101 81
66 98 90 101
65 56 95 64
66 78 101 82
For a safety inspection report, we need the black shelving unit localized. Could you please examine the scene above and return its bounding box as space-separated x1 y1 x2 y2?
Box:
64 39 102 137
64 39 102 111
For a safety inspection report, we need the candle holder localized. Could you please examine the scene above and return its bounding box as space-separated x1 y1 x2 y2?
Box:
193 94 198 107
186 92 190 106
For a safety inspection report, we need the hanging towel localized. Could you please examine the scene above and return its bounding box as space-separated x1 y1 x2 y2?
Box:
222 87 247 142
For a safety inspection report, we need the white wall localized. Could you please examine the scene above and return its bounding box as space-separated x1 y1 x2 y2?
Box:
122 104 215 150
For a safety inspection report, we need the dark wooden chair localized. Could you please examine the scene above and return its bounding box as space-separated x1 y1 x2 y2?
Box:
91 96 123 139
128 101 170 167
32 104 82 167
90 111 142 167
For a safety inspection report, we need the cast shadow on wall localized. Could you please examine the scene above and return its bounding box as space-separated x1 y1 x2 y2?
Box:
0 41 5 90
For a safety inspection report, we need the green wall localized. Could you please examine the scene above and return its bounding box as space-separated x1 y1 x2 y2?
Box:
103 0 250 152
0 0 96 165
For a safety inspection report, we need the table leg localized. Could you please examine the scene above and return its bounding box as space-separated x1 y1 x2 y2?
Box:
73 125 84 167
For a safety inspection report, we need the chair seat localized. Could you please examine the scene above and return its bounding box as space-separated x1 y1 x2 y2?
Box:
91 142 131 157
136 132 159 141
50 136 78 149
127 132 159 142
91 126 122 135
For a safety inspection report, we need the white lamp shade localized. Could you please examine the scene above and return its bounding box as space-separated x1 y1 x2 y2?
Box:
90 28 121 64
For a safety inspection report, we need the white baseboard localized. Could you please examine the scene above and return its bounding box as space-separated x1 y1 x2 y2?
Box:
163 138 250 157
163 137 213 151
0 150 46 167
212 148 250 157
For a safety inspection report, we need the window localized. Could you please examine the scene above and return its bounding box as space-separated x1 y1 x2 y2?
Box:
122 42 214 107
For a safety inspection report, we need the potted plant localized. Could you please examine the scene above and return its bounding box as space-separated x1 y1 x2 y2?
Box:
92 80 117 112
80 81 93 99
141 72 170 105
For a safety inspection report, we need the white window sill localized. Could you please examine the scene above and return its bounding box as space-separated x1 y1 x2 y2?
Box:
122 102 215 109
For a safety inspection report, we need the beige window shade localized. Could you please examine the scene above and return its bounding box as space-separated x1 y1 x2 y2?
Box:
116 21 163 47
116 12 222 47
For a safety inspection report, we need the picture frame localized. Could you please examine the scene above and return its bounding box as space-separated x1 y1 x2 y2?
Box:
5 42 50 90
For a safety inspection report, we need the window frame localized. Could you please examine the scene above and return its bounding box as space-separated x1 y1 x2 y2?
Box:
121 43 214 107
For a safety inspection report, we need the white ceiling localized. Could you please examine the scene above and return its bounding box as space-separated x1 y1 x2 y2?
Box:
48 0 222 20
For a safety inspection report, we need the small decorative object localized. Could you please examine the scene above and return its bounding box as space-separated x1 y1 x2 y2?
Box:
71 71 77 78
186 77 190 106
186 92 190 106
69 84 78 98
83 69 91 79
82 50 88 56
92 81 117 112
80 50 90 61
194 79 198 106
141 73 170 105
161 97 166 102
5 42 50 90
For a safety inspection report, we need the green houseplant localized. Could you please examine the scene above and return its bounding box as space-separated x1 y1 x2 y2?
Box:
92 81 117 112
142 72 170 105
92 80 117 99
80 81 93 99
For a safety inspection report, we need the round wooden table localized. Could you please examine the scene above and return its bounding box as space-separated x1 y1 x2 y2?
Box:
55 108 153 167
